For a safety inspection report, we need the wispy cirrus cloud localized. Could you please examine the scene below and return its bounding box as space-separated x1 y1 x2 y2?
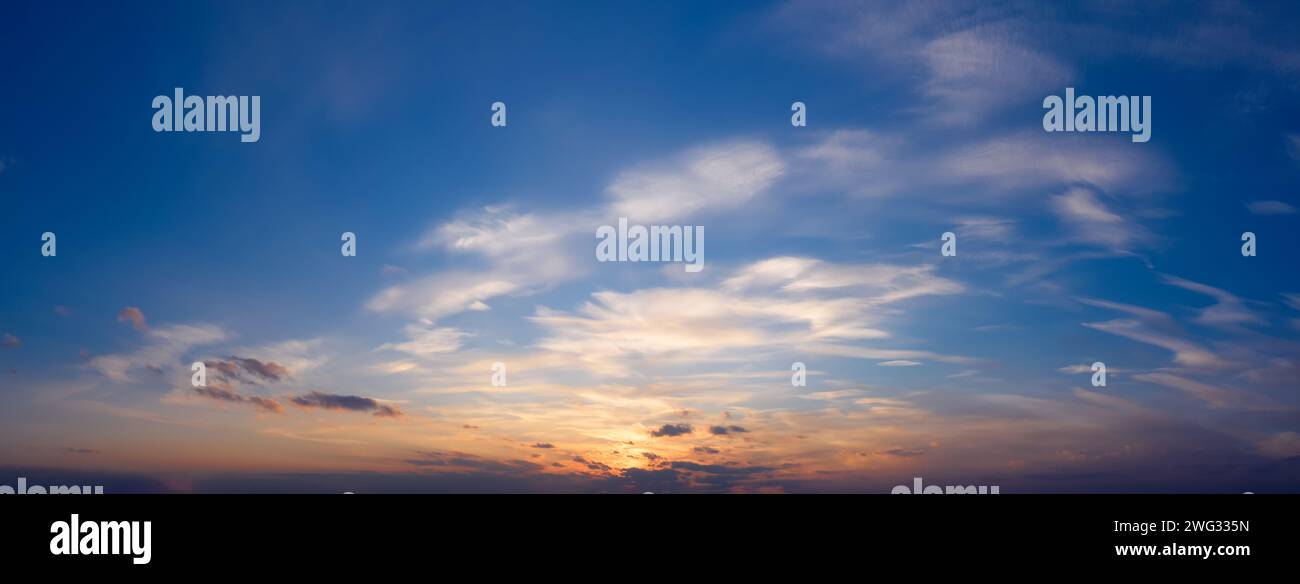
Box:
769 0 1072 125
367 139 786 324
529 256 965 378
1160 274 1264 330
1052 187 1148 249
89 322 227 383
1246 200 1296 215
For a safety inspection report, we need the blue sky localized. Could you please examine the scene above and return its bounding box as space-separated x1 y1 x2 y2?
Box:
1 0 1299 492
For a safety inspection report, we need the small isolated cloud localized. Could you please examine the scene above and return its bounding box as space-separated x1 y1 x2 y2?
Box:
531 442 555 449
649 423 692 438
708 425 749 435
289 391 402 417
1246 200 1296 215
1059 364 1098 374
878 360 921 367
376 323 467 357
607 140 785 223
692 446 720 455
1052 188 1144 249
878 447 928 458
369 206 579 321
1 333 19 349
116 307 148 332
955 217 1015 240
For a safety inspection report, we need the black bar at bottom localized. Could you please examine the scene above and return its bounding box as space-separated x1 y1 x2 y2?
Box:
0 494 1286 574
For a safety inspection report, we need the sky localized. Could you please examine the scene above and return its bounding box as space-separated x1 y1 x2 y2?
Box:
1 0 1299 493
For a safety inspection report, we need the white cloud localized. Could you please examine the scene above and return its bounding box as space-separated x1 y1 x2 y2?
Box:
367 270 524 320
1082 318 1232 370
942 133 1172 195
1160 274 1263 329
795 129 1173 203
1133 372 1243 409
1052 188 1146 249
878 360 922 367
1245 200 1296 215
1078 298 1175 325
89 323 227 382
954 217 1015 240
723 256 963 303
370 139 787 323
531 257 966 377
606 140 785 223
792 129 903 197
771 1 1072 125
920 29 1072 125
377 323 468 357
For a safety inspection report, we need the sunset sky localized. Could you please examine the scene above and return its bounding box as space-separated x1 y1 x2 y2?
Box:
2 0 1299 493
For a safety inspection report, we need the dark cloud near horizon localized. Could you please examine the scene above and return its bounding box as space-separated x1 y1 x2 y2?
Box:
650 423 692 437
15 451 1300 494
290 391 401 417
669 461 775 489
407 450 542 474
573 456 613 472
194 384 284 413
878 448 927 458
